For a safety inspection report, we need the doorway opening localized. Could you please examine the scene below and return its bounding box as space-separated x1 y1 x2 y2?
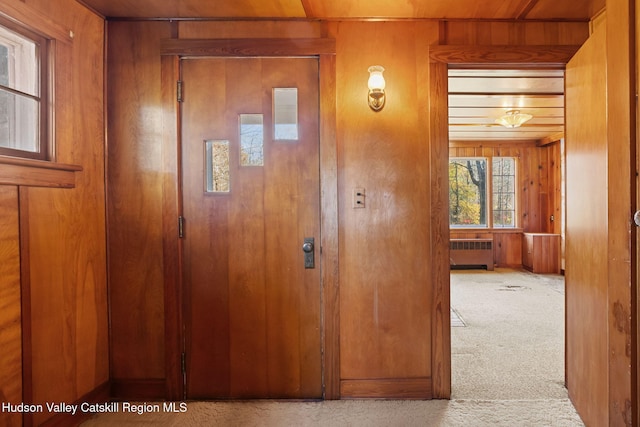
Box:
446 67 567 400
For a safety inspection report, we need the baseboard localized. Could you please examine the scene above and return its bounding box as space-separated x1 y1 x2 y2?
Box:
40 381 110 427
340 377 433 399
110 378 165 400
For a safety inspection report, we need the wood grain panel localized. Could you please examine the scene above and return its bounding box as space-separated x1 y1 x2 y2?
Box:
636 0 640 421
181 57 232 399
565 23 608 427
340 378 432 399
0 186 22 427
178 20 323 39
428 61 451 398
161 37 335 57
160 55 182 401
79 0 600 20
335 20 435 388
107 20 172 383
79 0 307 18
605 0 634 424
18 2 109 425
522 233 560 273
182 57 322 399
319 53 340 400
0 0 73 42
526 0 605 20
430 45 581 66
444 21 590 46
493 231 523 267
0 159 81 188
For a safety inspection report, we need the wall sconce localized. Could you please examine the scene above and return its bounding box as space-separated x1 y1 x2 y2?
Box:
495 110 533 128
367 65 386 111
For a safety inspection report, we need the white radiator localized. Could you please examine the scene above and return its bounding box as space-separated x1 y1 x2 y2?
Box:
450 238 494 270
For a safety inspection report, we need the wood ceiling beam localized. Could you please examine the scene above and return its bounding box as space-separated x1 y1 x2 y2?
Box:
161 37 335 56
515 0 540 20
430 45 580 66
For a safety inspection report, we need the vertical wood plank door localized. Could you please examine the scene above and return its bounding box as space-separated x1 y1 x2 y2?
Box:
181 57 322 399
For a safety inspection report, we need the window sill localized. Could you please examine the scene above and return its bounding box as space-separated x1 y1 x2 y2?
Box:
0 156 82 188
450 227 523 233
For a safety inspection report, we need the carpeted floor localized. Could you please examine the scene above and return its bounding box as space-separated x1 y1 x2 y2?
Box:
82 268 584 426
451 268 568 401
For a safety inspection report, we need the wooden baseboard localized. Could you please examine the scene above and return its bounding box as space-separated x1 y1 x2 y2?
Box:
40 381 110 427
340 377 433 399
110 378 165 400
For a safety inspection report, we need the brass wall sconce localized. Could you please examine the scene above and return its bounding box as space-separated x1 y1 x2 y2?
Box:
367 65 386 111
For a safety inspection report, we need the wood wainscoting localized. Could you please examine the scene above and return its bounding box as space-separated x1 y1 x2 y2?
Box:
450 229 523 269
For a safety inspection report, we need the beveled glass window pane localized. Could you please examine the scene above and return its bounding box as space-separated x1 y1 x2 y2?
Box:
274 88 298 140
0 23 41 154
492 157 516 228
205 140 230 193
0 89 38 152
240 114 263 166
0 26 38 97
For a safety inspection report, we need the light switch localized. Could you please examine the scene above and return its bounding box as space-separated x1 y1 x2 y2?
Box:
353 187 365 208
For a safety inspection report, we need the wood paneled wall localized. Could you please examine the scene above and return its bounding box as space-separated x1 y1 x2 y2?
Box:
443 21 590 45
0 186 21 427
106 18 590 400
604 0 634 424
107 21 172 393
565 9 635 424
329 20 440 398
449 141 563 267
106 19 327 397
449 142 560 234
565 24 608 426
0 0 109 425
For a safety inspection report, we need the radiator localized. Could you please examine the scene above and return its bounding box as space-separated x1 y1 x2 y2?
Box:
450 238 494 270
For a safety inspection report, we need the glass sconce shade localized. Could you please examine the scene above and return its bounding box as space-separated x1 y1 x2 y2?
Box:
367 65 386 111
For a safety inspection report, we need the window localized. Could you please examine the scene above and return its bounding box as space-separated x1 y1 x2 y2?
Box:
449 156 517 228
205 140 230 193
273 88 298 140
492 157 516 227
0 17 49 160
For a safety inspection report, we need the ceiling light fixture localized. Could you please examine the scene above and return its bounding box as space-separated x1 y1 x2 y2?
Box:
495 110 533 128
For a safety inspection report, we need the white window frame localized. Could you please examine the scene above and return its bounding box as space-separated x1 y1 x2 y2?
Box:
449 156 518 229
0 16 48 160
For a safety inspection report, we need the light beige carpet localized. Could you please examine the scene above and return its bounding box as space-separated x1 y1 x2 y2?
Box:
82 268 584 426
81 399 583 426
451 268 568 400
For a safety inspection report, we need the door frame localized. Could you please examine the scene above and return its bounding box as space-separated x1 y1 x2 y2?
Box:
159 38 338 400
428 43 581 399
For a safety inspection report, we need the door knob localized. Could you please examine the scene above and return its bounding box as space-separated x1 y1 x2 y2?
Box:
634 210 640 227
302 238 315 268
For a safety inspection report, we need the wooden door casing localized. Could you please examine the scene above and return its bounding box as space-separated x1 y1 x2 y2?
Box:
181 57 322 399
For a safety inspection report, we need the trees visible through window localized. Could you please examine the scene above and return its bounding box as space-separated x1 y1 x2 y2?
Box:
449 156 517 228
449 158 487 226
0 18 48 160
493 157 516 227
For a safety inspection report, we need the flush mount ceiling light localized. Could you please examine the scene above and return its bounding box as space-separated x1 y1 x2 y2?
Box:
495 110 533 128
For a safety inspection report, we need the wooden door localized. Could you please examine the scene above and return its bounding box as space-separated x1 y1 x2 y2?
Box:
181 57 322 399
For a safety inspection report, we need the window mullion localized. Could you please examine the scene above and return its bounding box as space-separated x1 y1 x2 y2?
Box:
0 84 41 102
487 155 493 228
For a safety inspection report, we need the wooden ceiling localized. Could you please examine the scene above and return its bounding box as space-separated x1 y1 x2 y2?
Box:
79 0 600 143
78 0 603 20
448 69 565 142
